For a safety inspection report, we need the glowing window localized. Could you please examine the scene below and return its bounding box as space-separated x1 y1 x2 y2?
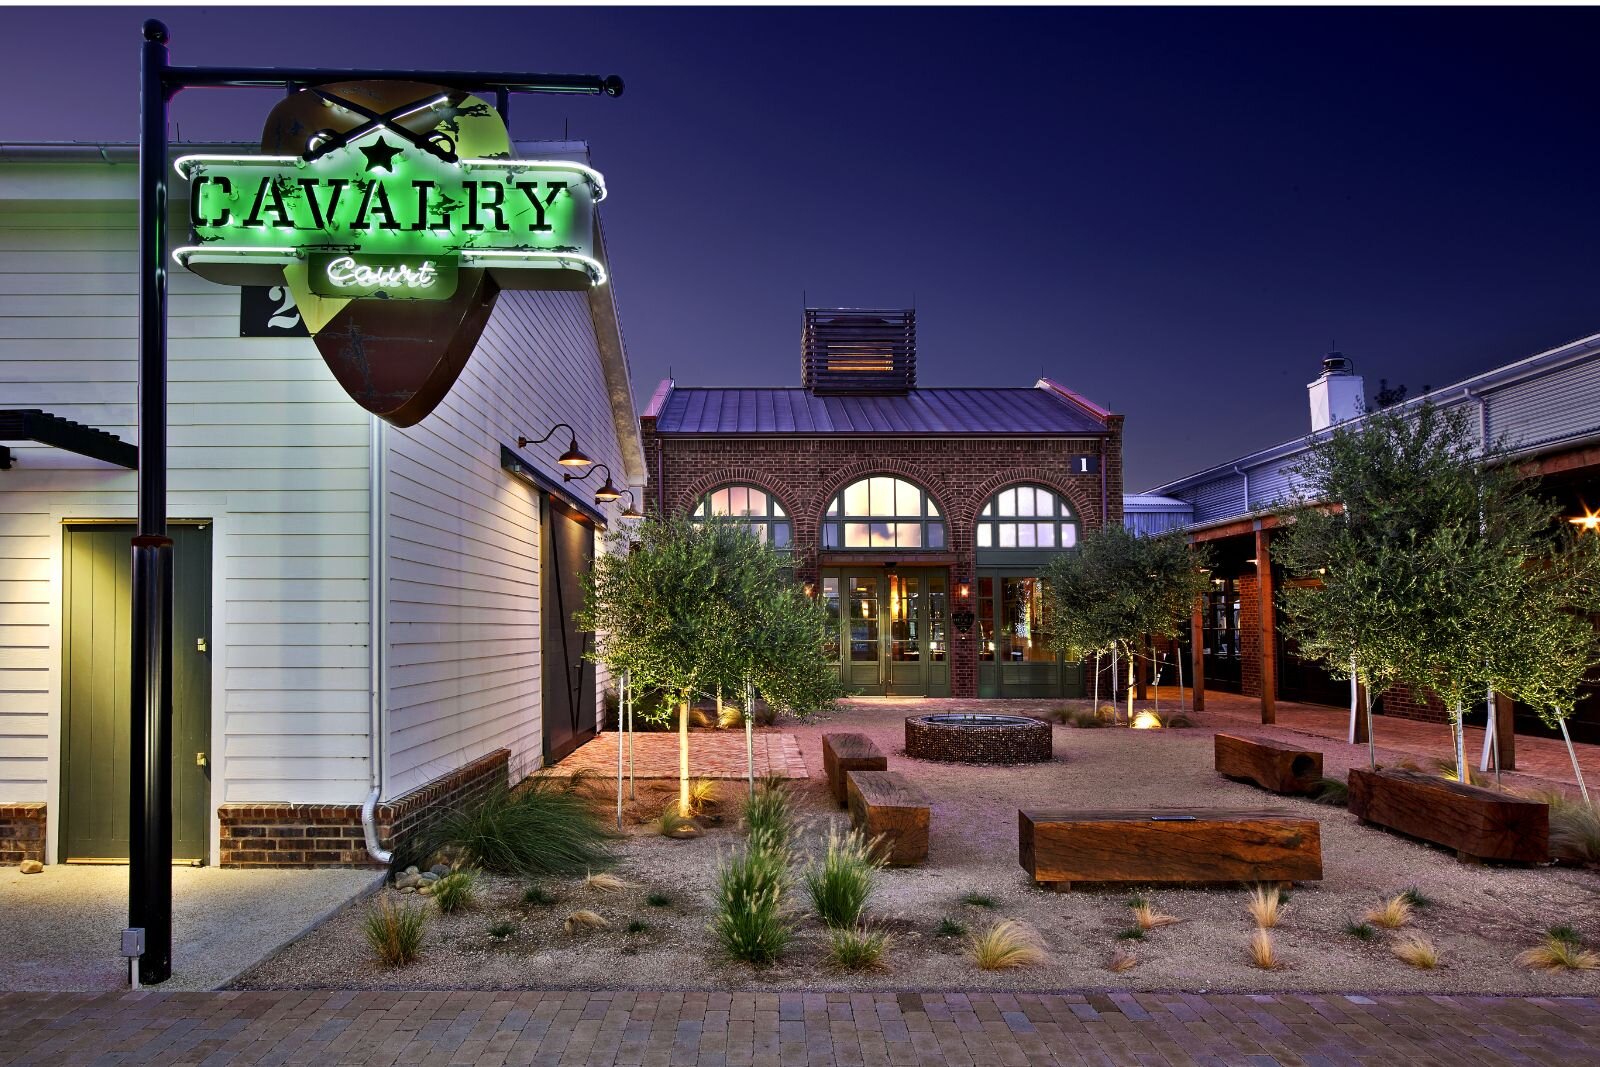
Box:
822 476 944 550
976 485 1079 552
691 484 791 548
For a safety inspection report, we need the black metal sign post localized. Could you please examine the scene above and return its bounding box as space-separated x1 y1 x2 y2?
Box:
131 18 622 984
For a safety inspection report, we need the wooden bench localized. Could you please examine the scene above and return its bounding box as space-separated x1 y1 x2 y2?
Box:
846 770 930 866
822 732 887 808
1347 767 1548 864
1214 734 1323 796
1018 808 1323 889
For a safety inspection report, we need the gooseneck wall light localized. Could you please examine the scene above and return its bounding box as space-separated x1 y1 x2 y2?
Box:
517 422 592 468
565 461 622 504
616 488 644 519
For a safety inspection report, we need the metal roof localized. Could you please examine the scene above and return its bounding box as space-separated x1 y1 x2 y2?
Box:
648 383 1110 436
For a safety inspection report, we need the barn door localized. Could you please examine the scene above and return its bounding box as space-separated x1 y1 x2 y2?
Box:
541 497 596 764
61 523 212 862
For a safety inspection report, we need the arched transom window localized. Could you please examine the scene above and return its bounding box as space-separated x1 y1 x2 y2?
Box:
822 476 945 550
977 484 1079 549
692 485 792 548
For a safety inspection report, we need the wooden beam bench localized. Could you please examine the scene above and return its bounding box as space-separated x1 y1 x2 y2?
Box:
1214 734 1323 796
846 770 930 866
1347 767 1548 864
1018 808 1323 889
823 732 887 808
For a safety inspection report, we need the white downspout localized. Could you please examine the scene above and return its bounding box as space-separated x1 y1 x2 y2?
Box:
363 415 392 865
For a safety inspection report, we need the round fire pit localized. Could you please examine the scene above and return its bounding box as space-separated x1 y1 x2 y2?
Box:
904 713 1054 764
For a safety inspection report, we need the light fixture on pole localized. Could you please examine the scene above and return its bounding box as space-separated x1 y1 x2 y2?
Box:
517 422 592 467
566 461 621 504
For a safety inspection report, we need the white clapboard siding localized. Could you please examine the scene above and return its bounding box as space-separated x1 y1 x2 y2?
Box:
0 179 374 809
384 289 626 794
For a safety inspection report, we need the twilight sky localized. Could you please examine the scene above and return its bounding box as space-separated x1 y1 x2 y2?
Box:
6 6 1599 488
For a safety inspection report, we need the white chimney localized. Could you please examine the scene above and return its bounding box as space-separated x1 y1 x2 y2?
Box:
1307 353 1364 432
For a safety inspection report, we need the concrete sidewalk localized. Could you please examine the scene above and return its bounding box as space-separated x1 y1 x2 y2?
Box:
1 988 1596 1065
0 865 380 993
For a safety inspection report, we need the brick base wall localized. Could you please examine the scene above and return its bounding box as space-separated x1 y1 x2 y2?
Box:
1237 574 1263 698
218 748 510 869
1379 685 1451 724
0 803 46 865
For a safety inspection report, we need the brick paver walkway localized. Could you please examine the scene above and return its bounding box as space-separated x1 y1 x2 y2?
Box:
547 731 808 781
2 988 1596 1065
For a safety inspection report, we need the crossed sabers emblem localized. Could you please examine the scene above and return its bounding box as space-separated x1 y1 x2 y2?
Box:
302 88 461 165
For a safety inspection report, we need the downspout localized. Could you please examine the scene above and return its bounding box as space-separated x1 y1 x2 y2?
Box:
656 435 665 514
1232 465 1251 513
1098 436 1108 526
363 415 392 865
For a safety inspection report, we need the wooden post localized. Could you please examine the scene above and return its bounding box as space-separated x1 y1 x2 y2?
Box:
1190 596 1206 712
1136 634 1149 701
1494 692 1515 771
1255 527 1276 725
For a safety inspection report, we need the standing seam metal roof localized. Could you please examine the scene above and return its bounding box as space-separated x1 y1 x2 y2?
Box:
651 387 1107 435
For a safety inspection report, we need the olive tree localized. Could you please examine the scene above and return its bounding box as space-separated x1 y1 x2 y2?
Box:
1043 524 1211 722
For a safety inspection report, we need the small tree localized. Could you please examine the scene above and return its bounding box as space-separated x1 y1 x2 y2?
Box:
581 514 838 815
1043 525 1210 722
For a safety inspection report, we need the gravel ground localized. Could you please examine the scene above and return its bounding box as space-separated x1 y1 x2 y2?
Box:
235 702 1600 994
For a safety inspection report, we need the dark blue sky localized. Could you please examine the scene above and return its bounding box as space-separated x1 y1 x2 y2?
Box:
7 6 1599 487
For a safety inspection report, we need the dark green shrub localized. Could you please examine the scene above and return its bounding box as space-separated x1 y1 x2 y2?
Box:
960 891 997 909
1400 886 1433 909
645 891 672 908
935 917 967 938
1115 927 1145 941
423 777 612 877
1344 921 1376 941
522 884 555 907
487 919 515 940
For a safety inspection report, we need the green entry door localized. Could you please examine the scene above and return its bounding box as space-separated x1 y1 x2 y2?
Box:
822 568 950 697
61 523 212 862
976 572 1084 698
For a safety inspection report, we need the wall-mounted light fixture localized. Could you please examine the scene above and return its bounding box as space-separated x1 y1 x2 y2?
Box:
1570 507 1600 533
516 422 592 468
803 581 816 598
616 488 644 519
957 582 971 600
565 461 621 503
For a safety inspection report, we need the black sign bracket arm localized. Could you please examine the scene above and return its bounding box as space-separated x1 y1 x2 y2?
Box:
131 16 622 986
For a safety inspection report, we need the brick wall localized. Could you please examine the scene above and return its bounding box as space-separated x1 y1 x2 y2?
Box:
1379 684 1451 724
0 803 45 865
1237 573 1262 698
218 748 510 869
642 416 1125 699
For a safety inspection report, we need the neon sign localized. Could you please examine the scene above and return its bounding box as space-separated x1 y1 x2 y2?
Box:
308 254 458 300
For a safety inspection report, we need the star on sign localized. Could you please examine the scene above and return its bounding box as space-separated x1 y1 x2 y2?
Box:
359 136 404 172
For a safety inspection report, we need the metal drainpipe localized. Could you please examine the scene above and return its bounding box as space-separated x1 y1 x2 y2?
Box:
1232 465 1250 512
362 415 392 865
1098 436 1108 525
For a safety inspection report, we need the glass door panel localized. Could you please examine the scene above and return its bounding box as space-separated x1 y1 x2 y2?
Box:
847 576 883 690
887 574 924 695
821 576 841 663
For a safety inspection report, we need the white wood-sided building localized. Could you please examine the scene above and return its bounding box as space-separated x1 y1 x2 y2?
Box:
0 142 646 868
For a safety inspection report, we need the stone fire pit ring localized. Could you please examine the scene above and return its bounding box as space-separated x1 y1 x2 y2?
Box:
904 713 1054 765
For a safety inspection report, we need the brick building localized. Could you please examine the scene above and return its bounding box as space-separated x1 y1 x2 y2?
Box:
1139 333 1600 767
641 309 1123 699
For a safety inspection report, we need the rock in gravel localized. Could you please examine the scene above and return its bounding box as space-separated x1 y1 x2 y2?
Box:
420 872 440 883
19 860 43 874
429 863 452 877
400 886 417 894
395 872 423 889
419 884 434 896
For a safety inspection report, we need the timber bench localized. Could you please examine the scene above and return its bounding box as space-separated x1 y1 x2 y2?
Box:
846 770 930 866
1347 767 1548 864
822 732 887 808
1018 808 1323 890
1214 733 1323 796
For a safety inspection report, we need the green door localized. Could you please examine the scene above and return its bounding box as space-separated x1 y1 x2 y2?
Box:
822 568 950 697
976 572 1084 698
62 524 212 862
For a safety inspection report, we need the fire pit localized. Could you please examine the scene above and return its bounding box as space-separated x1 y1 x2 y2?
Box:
904 713 1054 764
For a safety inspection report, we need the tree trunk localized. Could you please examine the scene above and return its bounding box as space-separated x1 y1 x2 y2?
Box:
1126 645 1135 726
615 673 625 830
1176 644 1186 714
1093 651 1100 711
745 678 756 800
678 693 692 817
1452 702 1468 786
1364 684 1377 771
626 677 634 800
1559 718 1591 806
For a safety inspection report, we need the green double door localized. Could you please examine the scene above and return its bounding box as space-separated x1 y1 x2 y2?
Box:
975 572 1085 698
61 523 212 863
822 568 950 697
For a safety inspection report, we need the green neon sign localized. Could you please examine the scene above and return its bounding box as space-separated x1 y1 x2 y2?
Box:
174 139 605 293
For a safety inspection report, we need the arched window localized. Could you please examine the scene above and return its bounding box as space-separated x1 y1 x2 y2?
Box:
821 476 944 550
691 484 791 548
976 484 1079 550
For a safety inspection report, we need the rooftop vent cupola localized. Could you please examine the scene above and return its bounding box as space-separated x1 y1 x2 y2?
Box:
802 307 916 394
1307 351 1365 432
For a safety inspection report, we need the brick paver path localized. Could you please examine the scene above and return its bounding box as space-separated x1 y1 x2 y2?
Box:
2 989 1596 1065
546 731 809 781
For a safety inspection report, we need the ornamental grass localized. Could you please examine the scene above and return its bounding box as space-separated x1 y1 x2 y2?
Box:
804 824 884 928
363 897 426 967
712 842 793 965
1364 894 1414 930
424 777 612 877
1391 934 1439 970
825 925 891 972
967 919 1044 971
1246 884 1284 929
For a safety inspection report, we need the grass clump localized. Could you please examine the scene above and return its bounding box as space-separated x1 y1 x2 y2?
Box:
1365 894 1414 930
1107 945 1138 973
1165 714 1195 728
1548 923 1582 945
968 919 1044 970
1312 777 1349 807
935 917 967 939
1391 934 1439 970
564 909 609 934
655 804 698 837
645 891 672 908
804 825 884 928
1515 933 1600 973
712 843 793 966
826 926 891 971
743 779 794 853
688 777 721 812
1246 884 1284 929
432 869 477 913
364 897 426 967
487 919 516 940
1344 921 1377 941
1528 790 1600 864
1070 710 1106 729
625 919 650 935
1115 927 1146 942
960 891 998 909
424 777 612 877
522 884 555 907
1132 902 1180 931
1400 886 1433 910
584 871 630 893
1247 929 1279 970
